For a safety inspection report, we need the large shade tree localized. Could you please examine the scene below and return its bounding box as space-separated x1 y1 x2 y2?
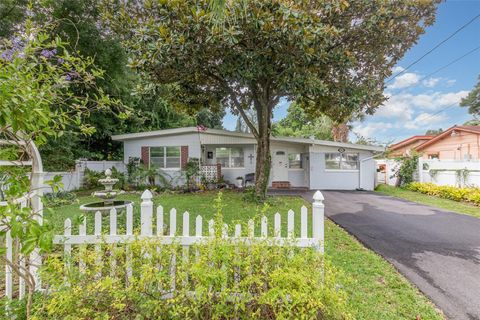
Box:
103 0 439 196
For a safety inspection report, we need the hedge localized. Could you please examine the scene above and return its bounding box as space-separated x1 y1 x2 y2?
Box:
407 182 480 206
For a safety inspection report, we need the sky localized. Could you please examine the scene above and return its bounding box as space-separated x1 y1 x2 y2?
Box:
222 0 480 144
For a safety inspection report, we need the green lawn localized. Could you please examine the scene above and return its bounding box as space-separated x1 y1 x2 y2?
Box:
376 184 480 218
46 190 443 319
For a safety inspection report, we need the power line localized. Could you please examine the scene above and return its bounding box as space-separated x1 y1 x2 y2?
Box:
386 12 480 83
419 44 480 82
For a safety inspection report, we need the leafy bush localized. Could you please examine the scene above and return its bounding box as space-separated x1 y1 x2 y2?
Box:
28 238 350 320
396 155 419 186
43 191 77 207
83 167 125 190
407 182 480 206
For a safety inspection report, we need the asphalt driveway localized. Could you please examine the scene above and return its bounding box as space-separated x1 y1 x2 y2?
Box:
293 190 480 320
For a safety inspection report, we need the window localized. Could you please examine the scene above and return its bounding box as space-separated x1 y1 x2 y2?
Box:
325 153 359 170
150 146 181 168
215 147 244 168
288 153 302 169
428 154 439 160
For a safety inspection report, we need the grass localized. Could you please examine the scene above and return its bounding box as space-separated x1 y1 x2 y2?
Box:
375 184 480 218
45 190 443 319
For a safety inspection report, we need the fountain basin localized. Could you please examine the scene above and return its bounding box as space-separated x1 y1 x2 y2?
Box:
80 200 133 212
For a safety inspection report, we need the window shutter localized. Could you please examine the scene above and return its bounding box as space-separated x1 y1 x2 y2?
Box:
181 146 189 169
141 147 150 166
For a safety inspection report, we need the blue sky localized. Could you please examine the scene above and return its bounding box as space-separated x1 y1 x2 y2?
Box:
222 1 480 144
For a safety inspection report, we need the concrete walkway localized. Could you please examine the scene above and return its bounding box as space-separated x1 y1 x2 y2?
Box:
270 189 480 320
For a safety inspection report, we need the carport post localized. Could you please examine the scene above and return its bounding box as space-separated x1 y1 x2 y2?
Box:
312 190 325 254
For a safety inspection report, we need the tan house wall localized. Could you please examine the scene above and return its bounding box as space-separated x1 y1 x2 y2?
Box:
419 131 480 160
390 139 431 157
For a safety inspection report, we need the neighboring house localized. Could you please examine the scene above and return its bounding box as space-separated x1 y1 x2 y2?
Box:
415 126 480 160
112 127 384 190
388 135 434 157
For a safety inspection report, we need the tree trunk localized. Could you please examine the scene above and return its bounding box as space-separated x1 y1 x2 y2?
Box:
253 99 272 198
332 122 349 142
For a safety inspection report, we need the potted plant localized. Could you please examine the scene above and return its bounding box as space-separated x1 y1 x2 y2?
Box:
236 176 244 188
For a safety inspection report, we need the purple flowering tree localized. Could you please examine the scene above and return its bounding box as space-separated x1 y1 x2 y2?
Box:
0 28 128 317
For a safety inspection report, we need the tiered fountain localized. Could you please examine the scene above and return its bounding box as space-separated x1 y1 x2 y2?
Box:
80 169 133 212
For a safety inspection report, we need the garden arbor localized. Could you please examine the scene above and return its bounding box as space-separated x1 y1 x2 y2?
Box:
0 136 44 301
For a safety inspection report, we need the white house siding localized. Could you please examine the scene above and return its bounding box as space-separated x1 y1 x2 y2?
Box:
122 133 202 186
308 145 375 190
269 142 309 187
203 144 256 184
123 133 202 162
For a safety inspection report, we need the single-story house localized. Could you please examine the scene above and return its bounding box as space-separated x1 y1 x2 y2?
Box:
388 135 434 157
112 127 384 190
388 125 480 160
415 125 480 160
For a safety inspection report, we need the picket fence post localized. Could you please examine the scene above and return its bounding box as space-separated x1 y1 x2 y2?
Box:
312 191 325 254
141 190 153 236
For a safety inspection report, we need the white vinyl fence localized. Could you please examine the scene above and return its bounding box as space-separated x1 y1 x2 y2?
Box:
3 190 325 301
376 158 480 188
419 159 480 187
41 160 126 192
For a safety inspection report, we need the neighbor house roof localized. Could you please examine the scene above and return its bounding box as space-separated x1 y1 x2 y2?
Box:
388 135 435 151
416 125 480 151
112 127 385 152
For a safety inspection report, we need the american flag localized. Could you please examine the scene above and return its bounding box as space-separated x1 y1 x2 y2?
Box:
196 125 207 132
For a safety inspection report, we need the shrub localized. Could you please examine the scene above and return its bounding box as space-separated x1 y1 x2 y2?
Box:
27 238 350 320
43 191 77 207
406 182 480 206
83 167 125 190
396 155 419 186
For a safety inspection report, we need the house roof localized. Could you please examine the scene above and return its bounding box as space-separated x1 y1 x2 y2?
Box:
416 125 480 151
112 127 385 152
388 135 435 151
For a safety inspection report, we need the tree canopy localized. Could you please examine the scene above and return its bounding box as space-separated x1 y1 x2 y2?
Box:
273 102 333 141
2 0 225 170
103 0 439 195
461 75 480 117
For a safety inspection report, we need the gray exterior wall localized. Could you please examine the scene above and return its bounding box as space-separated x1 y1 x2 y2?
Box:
203 144 256 185
308 145 375 190
120 132 377 190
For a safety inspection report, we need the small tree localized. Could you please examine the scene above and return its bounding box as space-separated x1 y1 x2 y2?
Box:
0 26 125 316
103 0 439 197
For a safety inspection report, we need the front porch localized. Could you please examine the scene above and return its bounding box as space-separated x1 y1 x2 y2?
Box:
199 142 310 189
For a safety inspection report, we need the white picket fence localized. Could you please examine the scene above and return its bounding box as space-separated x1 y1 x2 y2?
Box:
2 190 325 301
1 191 43 301
53 189 325 250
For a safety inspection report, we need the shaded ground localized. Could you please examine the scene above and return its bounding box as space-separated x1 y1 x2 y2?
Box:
276 189 480 320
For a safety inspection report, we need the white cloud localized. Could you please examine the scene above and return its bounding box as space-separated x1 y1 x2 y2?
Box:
392 66 405 73
353 122 393 138
374 93 414 121
422 77 440 88
412 91 469 110
446 79 456 87
375 90 469 121
388 72 421 89
404 112 447 130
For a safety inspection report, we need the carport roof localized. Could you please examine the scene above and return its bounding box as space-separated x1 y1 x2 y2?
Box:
112 127 385 152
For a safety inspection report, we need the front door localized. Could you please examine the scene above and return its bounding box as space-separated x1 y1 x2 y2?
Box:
272 150 288 181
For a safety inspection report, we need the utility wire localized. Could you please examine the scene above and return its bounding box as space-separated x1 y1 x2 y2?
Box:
418 44 480 82
386 12 480 83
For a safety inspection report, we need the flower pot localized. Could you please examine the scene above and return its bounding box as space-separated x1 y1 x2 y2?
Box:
236 178 243 188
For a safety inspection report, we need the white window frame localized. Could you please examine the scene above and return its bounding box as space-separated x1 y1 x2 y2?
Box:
325 152 359 171
149 146 181 169
288 153 303 170
215 147 245 168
